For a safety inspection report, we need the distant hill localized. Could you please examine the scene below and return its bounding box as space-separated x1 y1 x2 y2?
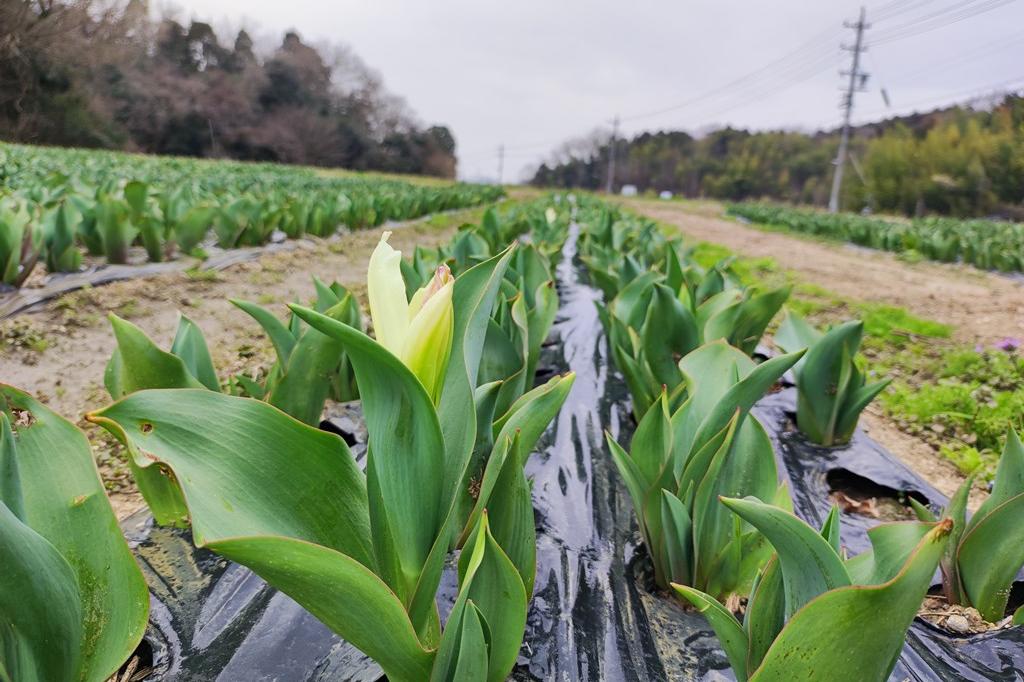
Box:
531 94 1024 218
0 1 457 177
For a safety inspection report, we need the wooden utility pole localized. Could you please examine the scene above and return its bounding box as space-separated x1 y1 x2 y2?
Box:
605 115 619 194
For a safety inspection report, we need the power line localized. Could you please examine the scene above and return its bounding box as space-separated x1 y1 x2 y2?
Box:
682 49 839 124
876 0 988 28
619 26 842 123
870 0 1017 44
883 27 1024 82
497 0 933 154
459 0 1021 173
872 0 939 21
851 74 1024 122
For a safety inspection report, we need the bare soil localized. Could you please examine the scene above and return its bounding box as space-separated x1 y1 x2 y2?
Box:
0 209 478 518
629 199 1024 348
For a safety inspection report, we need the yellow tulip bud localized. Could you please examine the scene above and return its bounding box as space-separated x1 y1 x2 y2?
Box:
403 266 454 403
367 232 454 402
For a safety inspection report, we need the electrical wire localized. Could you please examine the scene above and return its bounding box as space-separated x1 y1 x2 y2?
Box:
618 26 842 123
870 0 1017 45
883 28 1024 82
670 49 840 125
851 74 1024 122
872 0 939 22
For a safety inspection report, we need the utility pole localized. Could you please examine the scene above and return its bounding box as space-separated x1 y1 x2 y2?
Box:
497 144 504 185
829 6 869 213
605 115 619 194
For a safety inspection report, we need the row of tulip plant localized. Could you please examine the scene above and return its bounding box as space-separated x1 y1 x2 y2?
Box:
1 201 573 681
728 202 1024 274
0 142 504 288
574 198 1024 681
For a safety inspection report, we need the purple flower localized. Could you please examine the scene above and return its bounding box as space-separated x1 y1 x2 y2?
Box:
975 343 984 353
995 337 1021 352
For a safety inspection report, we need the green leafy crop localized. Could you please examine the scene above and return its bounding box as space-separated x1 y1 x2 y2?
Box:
775 310 891 446
607 342 800 598
913 429 1024 622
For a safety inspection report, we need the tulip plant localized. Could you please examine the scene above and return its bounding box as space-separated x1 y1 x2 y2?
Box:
0 385 148 682
42 201 84 273
105 278 362 418
0 142 506 288
675 497 952 681
607 341 801 598
592 242 789 419
912 429 1024 623
394 205 564 421
104 280 365 524
0 196 39 287
231 278 364 408
89 235 574 680
774 310 891 446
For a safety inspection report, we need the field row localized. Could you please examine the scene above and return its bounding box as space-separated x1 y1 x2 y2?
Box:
728 201 1024 273
0 144 502 289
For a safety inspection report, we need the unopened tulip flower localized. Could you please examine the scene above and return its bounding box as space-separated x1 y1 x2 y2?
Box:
368 231 454 402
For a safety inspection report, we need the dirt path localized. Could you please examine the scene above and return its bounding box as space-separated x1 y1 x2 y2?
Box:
1 207 484 517
629 200 1024 348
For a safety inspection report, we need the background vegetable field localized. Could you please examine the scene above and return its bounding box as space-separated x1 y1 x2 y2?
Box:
0 143 502 288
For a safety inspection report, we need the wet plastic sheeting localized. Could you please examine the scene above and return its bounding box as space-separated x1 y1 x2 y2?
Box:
904 619 1024 682
515 229 731 681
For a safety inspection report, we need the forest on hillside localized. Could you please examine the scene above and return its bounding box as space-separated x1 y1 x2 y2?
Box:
531 95 1024 218
0 0 457 176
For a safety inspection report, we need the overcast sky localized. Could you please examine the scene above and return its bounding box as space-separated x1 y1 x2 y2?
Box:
165 0 1023 182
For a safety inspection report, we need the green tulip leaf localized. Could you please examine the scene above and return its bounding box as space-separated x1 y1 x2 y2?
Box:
750 520 951 682
721 497 850 618
1 386 149 682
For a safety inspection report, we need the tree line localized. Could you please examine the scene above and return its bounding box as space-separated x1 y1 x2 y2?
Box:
531 95 1024 218
0 0 457 177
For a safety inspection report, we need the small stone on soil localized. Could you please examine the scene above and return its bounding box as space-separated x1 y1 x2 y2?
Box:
919 596 1013 634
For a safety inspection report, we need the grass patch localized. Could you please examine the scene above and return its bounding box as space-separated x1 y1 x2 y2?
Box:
688 242 733 271
117 298 142 318
881 359 1023 479
1 319 52 355
856 303 951 345
185 267 221 282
